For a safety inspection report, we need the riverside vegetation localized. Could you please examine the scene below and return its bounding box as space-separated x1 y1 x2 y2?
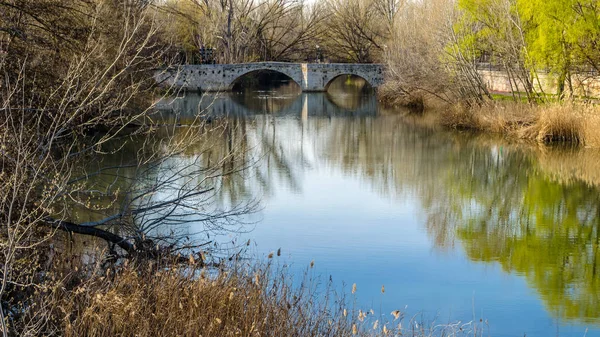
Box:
378 0 600 146
160 0 600 146
0 0 461 336
1 0 599 336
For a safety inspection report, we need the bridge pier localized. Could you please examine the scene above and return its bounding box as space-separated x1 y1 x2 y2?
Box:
155 62 384 92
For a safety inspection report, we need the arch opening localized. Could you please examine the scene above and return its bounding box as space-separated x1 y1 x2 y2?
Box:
229 69 301 94
324 74 373 94
228 69 301 114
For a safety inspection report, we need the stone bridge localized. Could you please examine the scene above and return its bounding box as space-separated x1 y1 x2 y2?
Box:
156 62 384 92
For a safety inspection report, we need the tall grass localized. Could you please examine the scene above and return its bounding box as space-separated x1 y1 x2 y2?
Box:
18 252 477 337
441 102 600 147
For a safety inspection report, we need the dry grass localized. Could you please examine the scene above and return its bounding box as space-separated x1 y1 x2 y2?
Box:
42 260 340 337
16 254 477 337
378 82 427 111
440 102 600 147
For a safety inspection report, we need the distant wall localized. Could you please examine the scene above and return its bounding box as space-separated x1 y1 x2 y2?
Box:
479 69 600 98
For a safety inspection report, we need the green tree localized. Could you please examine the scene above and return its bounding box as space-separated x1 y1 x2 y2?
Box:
457 0 537 102
570 1 600 73
518 0 600 97
518 0 575 97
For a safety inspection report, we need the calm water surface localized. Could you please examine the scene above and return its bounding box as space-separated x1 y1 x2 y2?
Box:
150 80 600 337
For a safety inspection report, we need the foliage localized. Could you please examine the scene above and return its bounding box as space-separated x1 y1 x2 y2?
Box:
455 0 600 98
458 0 536 101
381 0 600 105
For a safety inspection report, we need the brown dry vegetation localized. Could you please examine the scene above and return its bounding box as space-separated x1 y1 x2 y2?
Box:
42 260 344 337
440 102 600 147
13 253 475 337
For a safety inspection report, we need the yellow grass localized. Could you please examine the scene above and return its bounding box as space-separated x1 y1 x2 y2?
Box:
16 255 477 337
441 102 600 147
49 261 342 337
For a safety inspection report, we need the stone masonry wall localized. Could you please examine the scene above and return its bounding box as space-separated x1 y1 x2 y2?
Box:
155 62 384 92
479 69 600 98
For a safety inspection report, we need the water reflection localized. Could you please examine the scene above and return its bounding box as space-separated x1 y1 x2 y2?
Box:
325 75 373 110
113 85 600 335
156 77 377 119
314 116 600 324
416 137 600 324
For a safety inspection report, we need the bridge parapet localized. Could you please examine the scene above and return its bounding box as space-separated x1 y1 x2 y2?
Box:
156 62 384 92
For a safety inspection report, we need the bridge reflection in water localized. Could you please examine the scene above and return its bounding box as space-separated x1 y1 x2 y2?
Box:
155 90 379 119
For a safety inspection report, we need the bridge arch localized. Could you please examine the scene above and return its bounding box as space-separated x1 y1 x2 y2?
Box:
323 74 374 92
225 63 305 91
227 68 302 91
158 63 384 92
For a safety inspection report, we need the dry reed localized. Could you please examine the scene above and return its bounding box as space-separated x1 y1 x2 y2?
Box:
17 254 477 337
441 102 600 147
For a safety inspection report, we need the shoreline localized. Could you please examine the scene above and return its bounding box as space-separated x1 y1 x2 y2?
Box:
382 97 600 148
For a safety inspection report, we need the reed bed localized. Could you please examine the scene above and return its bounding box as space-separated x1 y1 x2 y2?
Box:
19 254 479 337
441 102 600 147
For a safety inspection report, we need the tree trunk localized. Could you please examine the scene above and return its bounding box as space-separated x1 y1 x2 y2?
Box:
44 218 134 253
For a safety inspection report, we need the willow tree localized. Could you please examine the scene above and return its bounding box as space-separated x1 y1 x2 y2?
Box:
518 0 575 97
456 0 537 102
518 0 600 97
570 1 600 73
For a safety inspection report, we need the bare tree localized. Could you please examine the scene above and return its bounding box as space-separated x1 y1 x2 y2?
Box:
373 0 404 27
160 0 326 63
322 0 391 63
0 1 256 335
381 0 492 107
254 0 326 61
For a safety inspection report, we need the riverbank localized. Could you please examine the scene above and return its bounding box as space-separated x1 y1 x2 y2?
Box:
14 90 600 337
383 97 600 148
442 102 600 147
25 251 472 337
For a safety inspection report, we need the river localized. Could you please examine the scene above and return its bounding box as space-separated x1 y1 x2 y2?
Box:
111 77 600 337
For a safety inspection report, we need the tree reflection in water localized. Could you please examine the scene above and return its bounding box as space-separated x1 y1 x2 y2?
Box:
156 85 600 326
